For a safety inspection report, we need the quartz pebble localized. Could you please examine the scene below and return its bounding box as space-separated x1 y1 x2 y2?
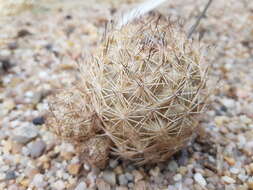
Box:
75 182 87 190
102 171 116 186
29 140 46 158
194 173 207 187
222 176 236 184
12 125 39 144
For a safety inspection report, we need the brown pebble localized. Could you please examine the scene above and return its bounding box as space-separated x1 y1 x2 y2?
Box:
60 151 74 160
67 163 81 175
248 181 253 190
134 180 151 190
249 163 253 174
224 156 236 166
96 178 111 190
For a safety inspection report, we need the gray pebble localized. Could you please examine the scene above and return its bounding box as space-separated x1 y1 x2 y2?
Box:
75 182 88 190
167 160 178 172
102 171 116 185
29 140 46 158
12 125 39 144
125 172 133 182
118 174 128 185
109 159 119 169
5 170 16 180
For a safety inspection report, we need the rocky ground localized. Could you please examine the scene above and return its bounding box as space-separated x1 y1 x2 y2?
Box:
0 0 253 189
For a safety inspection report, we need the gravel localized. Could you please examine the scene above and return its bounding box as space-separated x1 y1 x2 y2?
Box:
194 173 207 187
11 125 39 144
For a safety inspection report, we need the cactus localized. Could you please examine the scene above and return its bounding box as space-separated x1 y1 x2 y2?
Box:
48 15 209 166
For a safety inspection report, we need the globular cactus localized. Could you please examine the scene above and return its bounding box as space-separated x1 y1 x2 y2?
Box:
48 15 209 166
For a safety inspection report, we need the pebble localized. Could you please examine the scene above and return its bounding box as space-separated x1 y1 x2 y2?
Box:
194 173 207 187
32 116 45 125
222 176 236 184
132 170 143 182
249 163 253 174
118 174 128 185
8 184 19 190
29 140 46 158
224 156 236 166
125 172 133 182
109 159 119 169
5 170 16 180
230 167 240 174
149 167 160 177
12 125 39 144
67 163 81 175
52 180 65 190
75 182 87 190
248 180 253 189
96 178 111 190
173 174 182 181
32 174 47 188
167 160 178 172
102 171 116 185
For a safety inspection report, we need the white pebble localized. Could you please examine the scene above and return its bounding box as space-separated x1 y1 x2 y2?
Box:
75 182 87 190
222 176 235 184
173 174 182 181
230 167 240 174
194 173 207 187
32 174 47 188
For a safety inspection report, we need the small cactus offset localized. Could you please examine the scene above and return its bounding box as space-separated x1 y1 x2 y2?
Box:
48 15 209 167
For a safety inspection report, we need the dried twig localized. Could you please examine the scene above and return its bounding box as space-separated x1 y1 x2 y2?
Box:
187 0 213 39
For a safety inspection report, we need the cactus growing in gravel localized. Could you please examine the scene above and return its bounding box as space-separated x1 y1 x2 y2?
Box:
48 15 209 167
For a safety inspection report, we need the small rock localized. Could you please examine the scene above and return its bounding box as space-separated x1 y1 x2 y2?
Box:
173 174 182 181
248 180 253 190
132 170 143 182
184 178 193 185
102 171 116 185
149 167 160 177
222 176 235 184
134 180 150 190
12 125 39 144
17 29 31 38
2 99 15 114
96 178 111 190
224 156 236 166
61 151 74 160
125 172 133 182
194 173 207 187
8 184 19 190
115 187 128 190
114 166 123 175
118 174 128 185
75 182 87 190
249 163 253 174
230 167 240 174
167 160 178 172
32 116 45 125
83 163 90 171
5 170 16 180
67 163 81 175
52 180 65 190
109 159 118 169
32 174 47 188
221 98 235 108
29 140 46 158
